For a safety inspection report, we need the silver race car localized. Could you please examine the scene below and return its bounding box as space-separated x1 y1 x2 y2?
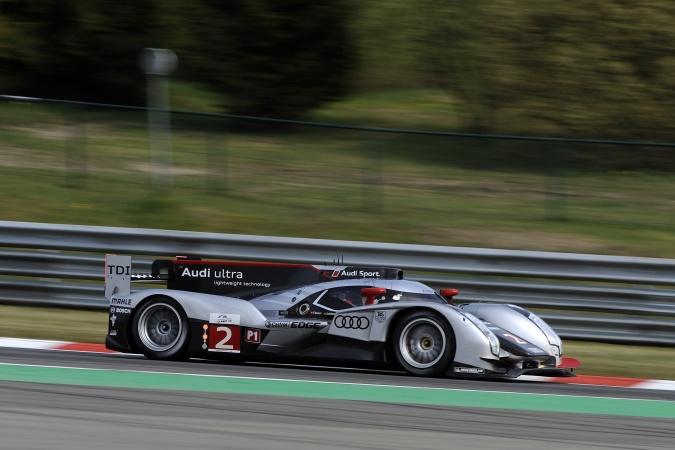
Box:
105 255 578 378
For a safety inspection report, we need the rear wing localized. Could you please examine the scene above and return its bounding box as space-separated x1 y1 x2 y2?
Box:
105 255 403 300
104 255 132 300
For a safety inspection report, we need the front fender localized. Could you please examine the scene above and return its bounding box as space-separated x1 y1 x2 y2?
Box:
328 303 497 366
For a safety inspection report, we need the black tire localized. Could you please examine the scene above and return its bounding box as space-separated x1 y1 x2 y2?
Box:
131 296 190 360
392 311 455 377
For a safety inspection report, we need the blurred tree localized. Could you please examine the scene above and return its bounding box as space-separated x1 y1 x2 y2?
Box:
350 0 421 91
0 9 17 91
415 0 675 141
178 0 357 119
0 0 171 104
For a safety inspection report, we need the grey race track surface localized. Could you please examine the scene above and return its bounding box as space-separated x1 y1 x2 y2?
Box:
0 348 674 450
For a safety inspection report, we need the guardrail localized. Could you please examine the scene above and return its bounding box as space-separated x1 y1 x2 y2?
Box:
1 221 674 346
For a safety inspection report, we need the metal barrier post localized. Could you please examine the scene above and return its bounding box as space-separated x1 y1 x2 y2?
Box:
140 48 177 188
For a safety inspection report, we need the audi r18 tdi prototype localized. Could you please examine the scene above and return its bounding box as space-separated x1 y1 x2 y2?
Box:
105 255 578 378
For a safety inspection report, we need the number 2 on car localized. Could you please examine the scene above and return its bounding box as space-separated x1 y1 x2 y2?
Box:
208 325 241 353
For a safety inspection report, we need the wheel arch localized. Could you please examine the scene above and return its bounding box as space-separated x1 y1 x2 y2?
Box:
384 306 457 366
129 294 189 358
126 294 185 353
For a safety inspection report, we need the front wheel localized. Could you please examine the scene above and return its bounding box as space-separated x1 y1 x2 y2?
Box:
392 311 455 377
131 297 190 360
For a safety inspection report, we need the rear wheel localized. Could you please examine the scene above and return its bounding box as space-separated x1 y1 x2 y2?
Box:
392 311 455 376
132 297 190 360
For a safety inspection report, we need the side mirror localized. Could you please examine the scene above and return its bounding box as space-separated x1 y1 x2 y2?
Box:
362 287 386 306
440 288 460 303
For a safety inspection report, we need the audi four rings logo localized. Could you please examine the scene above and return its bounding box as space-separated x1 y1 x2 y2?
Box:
334 315 370 329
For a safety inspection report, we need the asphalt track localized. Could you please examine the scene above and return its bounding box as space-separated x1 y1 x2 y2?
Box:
1 348 674 450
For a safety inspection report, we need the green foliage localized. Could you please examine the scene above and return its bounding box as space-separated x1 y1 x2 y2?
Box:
349 0 422 91
0 0 172 104
3 0 675 139
411 1 675 141
176 0 357 118
0 0 357 117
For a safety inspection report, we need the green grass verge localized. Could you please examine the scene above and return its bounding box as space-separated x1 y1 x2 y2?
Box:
0 305 672 380
4 134 675 255
0 305 107 344
3 89 675 256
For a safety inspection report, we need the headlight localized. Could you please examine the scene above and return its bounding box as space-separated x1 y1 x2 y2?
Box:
506 304 563 354
464 312 500 356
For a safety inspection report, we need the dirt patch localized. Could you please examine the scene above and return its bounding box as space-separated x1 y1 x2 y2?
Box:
0 146 66 170
10 124 114 140
131 162 207 176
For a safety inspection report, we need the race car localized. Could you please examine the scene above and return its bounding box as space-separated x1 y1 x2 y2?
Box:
105 255 578 378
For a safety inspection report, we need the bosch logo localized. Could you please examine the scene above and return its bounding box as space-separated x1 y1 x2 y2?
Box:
334 315 370 329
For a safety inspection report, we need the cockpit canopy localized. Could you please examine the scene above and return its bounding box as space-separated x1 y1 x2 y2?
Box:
313 285 448 311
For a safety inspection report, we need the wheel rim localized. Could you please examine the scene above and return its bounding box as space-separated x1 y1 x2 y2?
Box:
398 318 446 369
137 303 183 352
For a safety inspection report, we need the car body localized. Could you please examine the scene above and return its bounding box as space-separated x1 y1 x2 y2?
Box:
105 255 578 378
